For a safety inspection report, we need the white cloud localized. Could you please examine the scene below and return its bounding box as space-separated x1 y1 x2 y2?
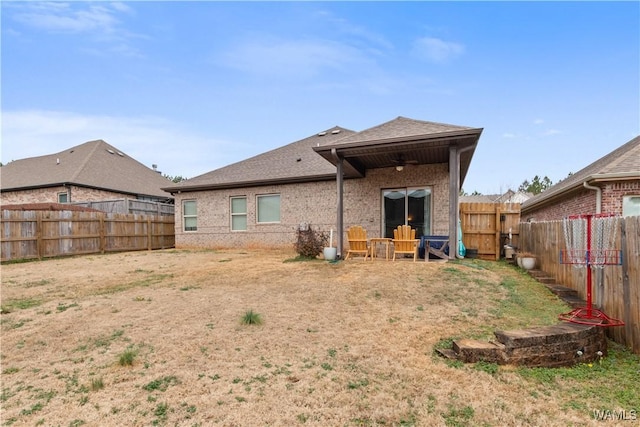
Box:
1 110 244 179
7 2 144 57
218 36 371 79
412 37 464 63
533 118 544 125
13 2 122 33
502 132 517 139
542 129 562 136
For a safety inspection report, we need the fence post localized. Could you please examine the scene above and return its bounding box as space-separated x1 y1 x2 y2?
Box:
99 214 105 254
147 217 152 251
494 205 501 260
36 211 43 259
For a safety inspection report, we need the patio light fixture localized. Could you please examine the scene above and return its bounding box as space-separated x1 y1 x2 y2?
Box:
395 164 404 172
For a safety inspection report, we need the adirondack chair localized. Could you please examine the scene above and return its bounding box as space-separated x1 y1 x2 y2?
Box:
344 225 370 261
392 225 419 262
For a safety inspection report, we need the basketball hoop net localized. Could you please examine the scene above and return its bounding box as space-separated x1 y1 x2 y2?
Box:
559 214 624 327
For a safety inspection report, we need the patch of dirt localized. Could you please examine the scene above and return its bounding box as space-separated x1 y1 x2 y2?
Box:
0 249 597 426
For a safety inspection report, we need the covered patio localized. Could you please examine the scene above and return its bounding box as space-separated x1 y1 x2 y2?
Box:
313 117 483 259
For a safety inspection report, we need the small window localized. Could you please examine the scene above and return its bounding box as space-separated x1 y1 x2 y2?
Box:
257 194 280 223
183 200 197 231
58 192 68 203
622 195 640 217
231 196 247 231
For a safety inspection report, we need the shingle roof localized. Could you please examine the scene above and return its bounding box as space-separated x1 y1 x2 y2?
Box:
318 116 475 147
165 126 356 192
1 140 172 199
522 135 640 211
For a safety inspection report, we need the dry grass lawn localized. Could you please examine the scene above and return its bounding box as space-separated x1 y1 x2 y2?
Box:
0 249 636 426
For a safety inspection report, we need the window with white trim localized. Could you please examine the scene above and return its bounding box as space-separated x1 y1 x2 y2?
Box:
183 200 197 231
231 196 247 231
58 192 68 203
257 194 280 223
622 195 640 217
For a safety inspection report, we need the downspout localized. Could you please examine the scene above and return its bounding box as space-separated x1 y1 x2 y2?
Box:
66 184 72 203
331 148 344 258
583 181 602 214
454 143 477 259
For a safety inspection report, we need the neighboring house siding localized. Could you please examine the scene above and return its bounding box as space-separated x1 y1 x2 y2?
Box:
175 164 450 249
2 187 69 204
1 186 134 205
601 180 640 215
522 180 640 221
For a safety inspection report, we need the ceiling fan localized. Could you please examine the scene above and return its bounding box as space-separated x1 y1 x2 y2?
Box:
390 154 418 171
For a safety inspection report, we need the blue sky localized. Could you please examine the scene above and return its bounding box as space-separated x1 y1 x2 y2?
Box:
2 1 638 194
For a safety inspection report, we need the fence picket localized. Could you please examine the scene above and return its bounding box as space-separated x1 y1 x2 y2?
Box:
1 210 174 261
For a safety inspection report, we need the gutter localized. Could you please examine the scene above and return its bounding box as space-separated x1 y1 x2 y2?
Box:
313 128 484 153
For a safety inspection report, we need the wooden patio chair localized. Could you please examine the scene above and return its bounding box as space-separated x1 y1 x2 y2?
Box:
344 225 370 261
392 225 419 262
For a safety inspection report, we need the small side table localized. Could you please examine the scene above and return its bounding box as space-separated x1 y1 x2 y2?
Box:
370 238 392 260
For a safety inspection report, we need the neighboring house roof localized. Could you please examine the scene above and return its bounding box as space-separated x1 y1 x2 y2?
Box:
522 135 640 212
164 126 356 192
459 190 532 204
1 140 172 199
460 194 501 203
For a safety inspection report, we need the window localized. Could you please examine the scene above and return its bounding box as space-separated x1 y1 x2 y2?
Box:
183 200 197 231
231 197 247 231
257 194 280 223
58 192 68 203
622 195 640 217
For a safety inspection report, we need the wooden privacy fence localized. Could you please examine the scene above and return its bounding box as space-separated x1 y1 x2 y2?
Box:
72 198 175 216
1 210 175 262
519 216 639 354
460 202 521 260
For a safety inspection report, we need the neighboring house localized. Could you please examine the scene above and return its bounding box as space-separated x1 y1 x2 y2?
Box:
521 135 640 221
1 140 174 206
163 116 483 258
460 189 532 204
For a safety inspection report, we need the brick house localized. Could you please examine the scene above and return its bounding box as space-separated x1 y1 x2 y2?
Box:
521 135 640 221
163 117 483 258
1 140 174 206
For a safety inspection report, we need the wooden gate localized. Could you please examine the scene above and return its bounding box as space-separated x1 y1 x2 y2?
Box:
460 202 521 260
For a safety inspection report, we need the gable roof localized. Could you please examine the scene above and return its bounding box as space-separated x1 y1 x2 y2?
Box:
1 140 172 199
164 126 356 192
314 116 482 181
317 116 474 148
522 135 640 212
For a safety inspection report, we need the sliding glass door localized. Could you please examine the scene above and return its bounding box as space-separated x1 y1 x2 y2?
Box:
382 188 431 238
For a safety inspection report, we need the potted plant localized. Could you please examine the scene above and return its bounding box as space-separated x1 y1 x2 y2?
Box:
323 229 337 261
517 252 537 270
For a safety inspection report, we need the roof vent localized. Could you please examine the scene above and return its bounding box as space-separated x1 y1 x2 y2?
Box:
318 131 327 136
107 149 115 154
296 157 302 162
331 129 341 134
116 151 124 157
